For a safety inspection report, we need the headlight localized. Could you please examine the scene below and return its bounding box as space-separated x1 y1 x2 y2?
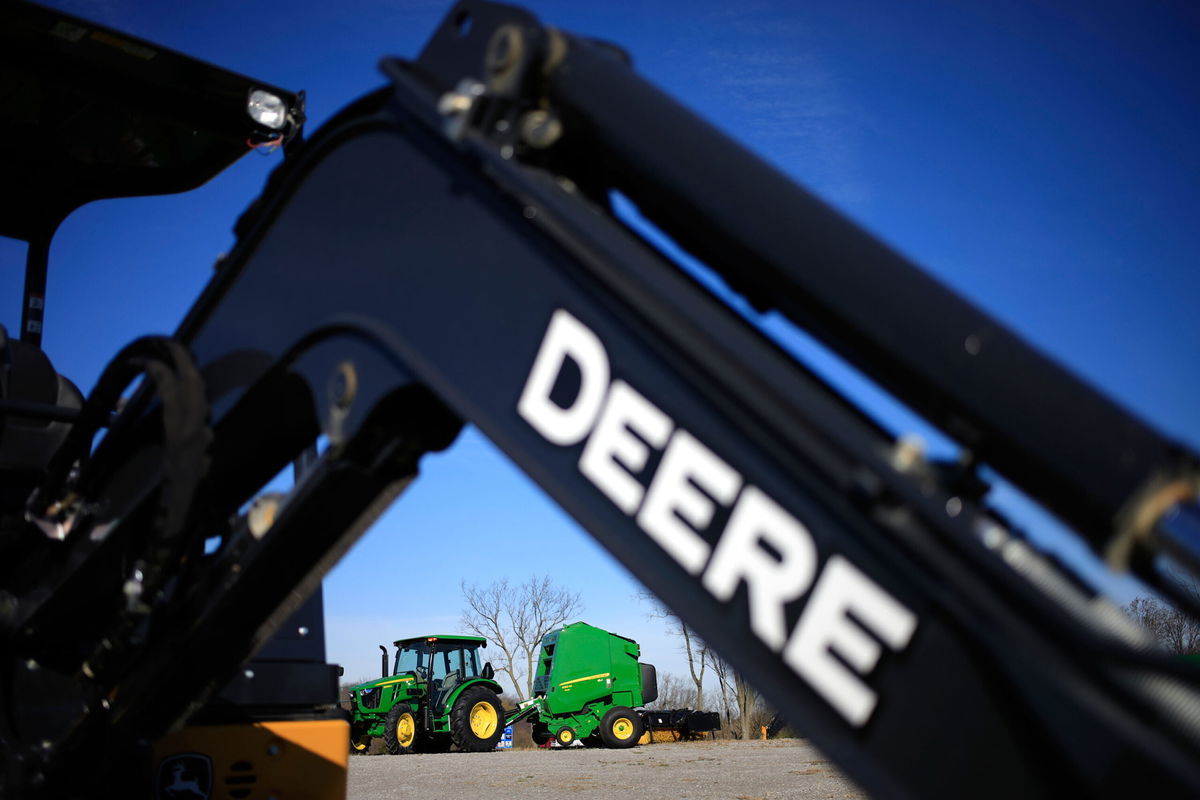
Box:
247 89 287 130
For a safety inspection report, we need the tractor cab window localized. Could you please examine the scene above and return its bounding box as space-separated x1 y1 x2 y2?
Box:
444 646 482 679
395 641 483 683
463 646 481 678
394 642 430 676
431 649 452 682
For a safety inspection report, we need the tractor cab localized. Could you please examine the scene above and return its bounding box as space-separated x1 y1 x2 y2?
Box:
391 635 494 712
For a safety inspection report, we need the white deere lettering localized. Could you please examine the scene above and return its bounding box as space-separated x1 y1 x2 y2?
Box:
518 309 917 727
783 555 917 726
579 380 673 514
703 486 818 651
638 429 741 575
517 308 610 446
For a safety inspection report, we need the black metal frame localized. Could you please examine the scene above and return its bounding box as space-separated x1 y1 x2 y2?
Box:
1 2 1198 798
0 1 302 347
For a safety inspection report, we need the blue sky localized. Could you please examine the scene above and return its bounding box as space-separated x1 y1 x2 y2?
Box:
5 0 1197 689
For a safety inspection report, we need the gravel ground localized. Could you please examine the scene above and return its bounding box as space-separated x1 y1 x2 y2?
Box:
347 739 866 800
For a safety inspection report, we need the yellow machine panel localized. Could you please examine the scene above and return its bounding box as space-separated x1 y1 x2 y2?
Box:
154 720 349 800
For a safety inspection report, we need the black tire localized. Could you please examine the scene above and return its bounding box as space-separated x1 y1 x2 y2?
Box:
531 724 552 746
448 685 504 752
555 726 577 747
383 703 418 755
349 724 372 755
581 734 604 748
598 706 642 749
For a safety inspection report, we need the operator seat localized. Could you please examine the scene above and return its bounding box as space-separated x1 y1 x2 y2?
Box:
0 325 82 494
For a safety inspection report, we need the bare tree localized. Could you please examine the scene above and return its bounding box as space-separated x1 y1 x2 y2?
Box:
460 579 523 699
707 652 737 729
733 670 759 740
643 672 694 710
520 576 585 696
678 622 708 708
1126 595 1200 655
638 591 707 708
709 651 758 739
460 575 584 700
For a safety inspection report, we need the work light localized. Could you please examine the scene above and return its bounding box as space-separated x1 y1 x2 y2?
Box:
247 89 287 130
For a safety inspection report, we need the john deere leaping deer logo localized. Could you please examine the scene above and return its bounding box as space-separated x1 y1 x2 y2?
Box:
156 754 212 800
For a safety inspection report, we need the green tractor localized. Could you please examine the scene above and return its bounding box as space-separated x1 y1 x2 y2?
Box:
346 635 505 754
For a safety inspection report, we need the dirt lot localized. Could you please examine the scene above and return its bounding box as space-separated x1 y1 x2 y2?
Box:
347 739 866 800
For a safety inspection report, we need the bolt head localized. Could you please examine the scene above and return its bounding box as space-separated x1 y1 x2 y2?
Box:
486 26 523 77
519 110 563 149
329 362 358 410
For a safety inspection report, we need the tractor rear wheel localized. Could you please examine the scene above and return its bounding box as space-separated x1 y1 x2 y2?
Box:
598 706 642 749
449 686 504 752
383 704 418 755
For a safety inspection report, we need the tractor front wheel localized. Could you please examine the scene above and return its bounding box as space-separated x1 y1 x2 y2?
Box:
349 725 372 754
449 686 504 752
383 704 418 755
598 707 642 749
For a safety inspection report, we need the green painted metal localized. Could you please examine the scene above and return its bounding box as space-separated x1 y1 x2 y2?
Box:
430 675 506 733
526 621 652 742
392 634 487 647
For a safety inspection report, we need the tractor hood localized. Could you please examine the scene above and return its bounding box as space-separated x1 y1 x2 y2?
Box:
348 672 418 693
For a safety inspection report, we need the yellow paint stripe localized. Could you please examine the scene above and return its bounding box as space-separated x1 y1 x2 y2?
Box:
559 672 610 687
375 677 415 686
